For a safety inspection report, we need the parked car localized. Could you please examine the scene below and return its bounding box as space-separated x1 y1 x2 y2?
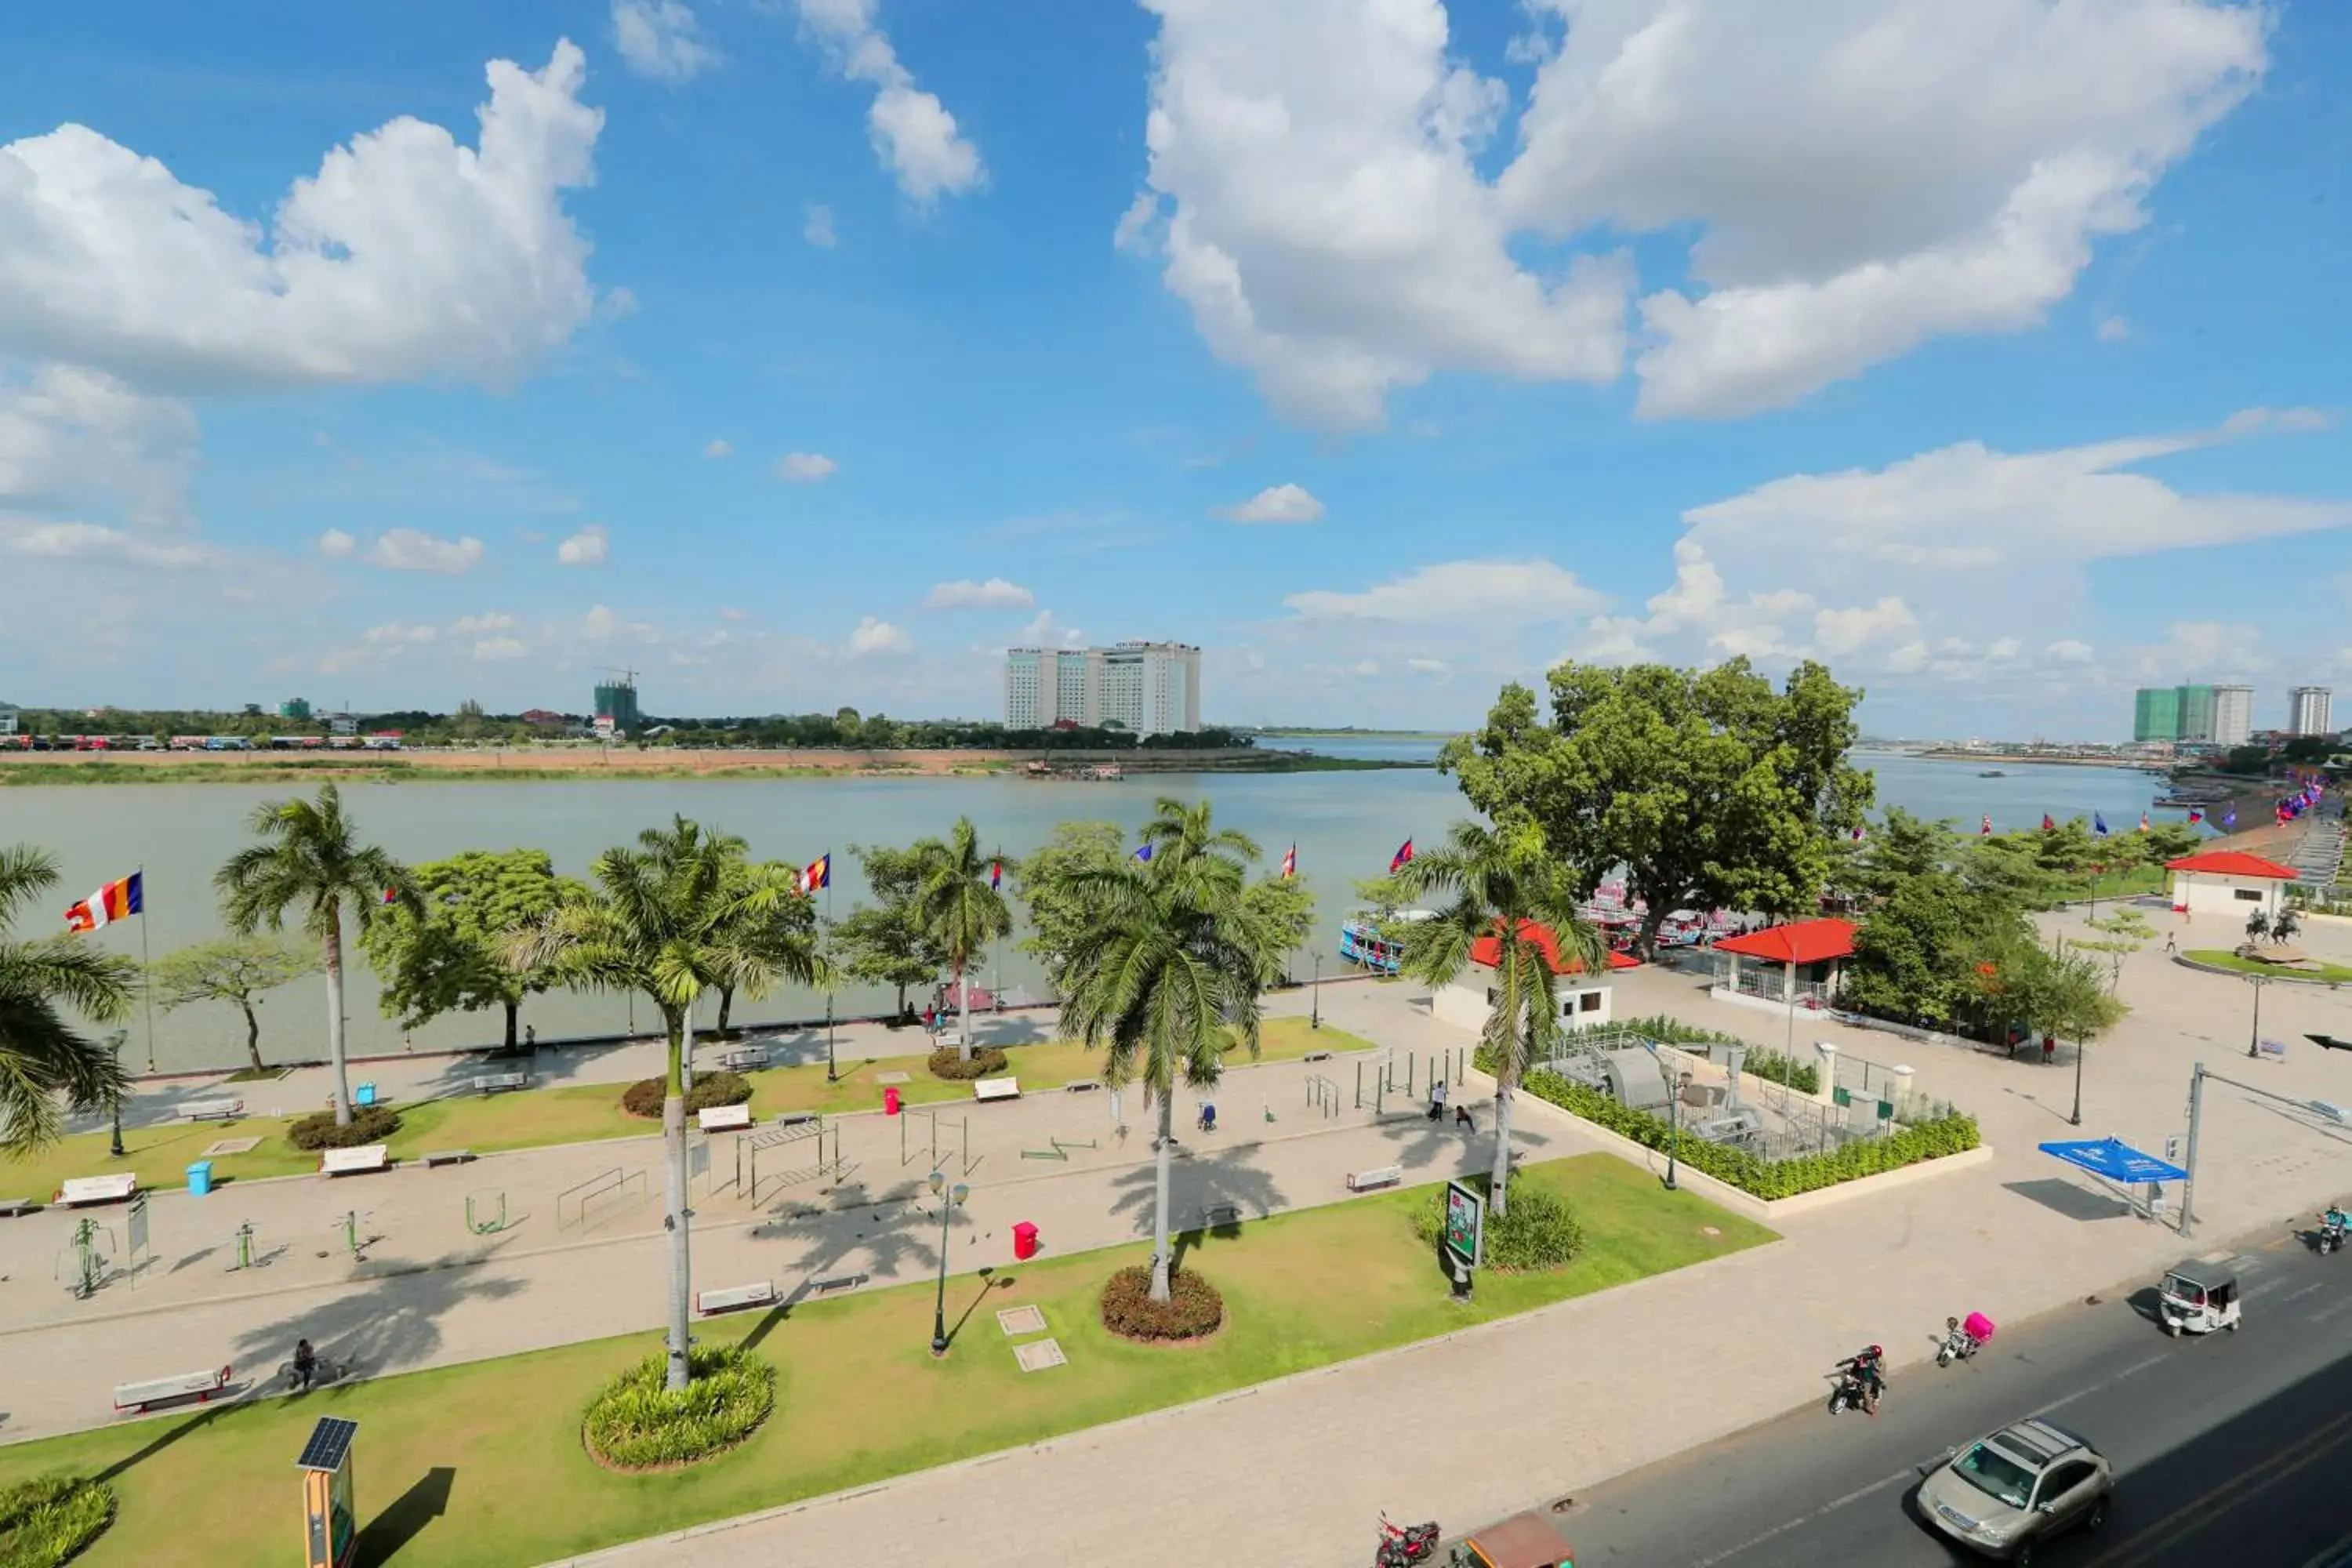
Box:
1916 1417 2111 1563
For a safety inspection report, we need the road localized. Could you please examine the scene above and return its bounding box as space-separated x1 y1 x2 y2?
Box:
1517 1225 2352 1568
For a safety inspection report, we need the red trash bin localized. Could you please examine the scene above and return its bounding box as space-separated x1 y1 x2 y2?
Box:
884 1085 901 1116
1013 1221 1040 1261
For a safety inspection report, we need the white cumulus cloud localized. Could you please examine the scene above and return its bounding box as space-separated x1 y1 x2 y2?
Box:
1218 483 1324 524
612 0 720 84
317 529 357 559
924 577 1034 610
702 437 733 459
795 1 984 204
2 518 211 569
0 365 195 526
453 612 517 634
367 528 485 575
1286 558 1602 626
471 636 530 661
848 614 911 655
557 524 610 565
778 451 838 482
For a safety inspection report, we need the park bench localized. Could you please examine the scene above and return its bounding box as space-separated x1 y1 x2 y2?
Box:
0 1197 34 1218
177 1097 245 1123
934 1031 963 1051
771 1111 819 1128
114 1364 232 1414
974 1077 1021 1103
319 1145 389 1177
57 1174 138 1207
1303 1050 1334 1063
419 1149 474 1168
697 1103 753 1133
696 1280 777 1316
1195 1203 1243 1229
1345 1164 1403 1193
718 1046 769 1072
1064 1080 1102 1094
472 1071 528 1096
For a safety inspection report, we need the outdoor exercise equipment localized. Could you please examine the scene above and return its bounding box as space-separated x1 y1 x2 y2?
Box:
230 1220 258 1271
898 1107 978 1175
60 1218 113 1299
740 1119 841 1202
1019 1135 1100 1163
465 1191 510 1236
1305 1073 1338 1119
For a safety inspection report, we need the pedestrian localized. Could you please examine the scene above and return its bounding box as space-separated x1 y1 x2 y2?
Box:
923 1004 936 1034
2164 930 2177 954
1428 1075 1448 1122
2042 1034 2056 1067
524 1024 536 1052
1454 1103 1476 1135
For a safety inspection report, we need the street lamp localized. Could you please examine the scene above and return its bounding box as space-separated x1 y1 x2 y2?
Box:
1310 952 1322 1031
2245 973 2270 1060
1637 1040 1690 1191
825 994 838 1084
927 1169 969 1357
103 1029 129 1158
2069 1033 2085 1127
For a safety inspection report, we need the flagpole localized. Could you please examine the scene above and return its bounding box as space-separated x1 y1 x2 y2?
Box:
824 853 837 1084
137 864 156 1073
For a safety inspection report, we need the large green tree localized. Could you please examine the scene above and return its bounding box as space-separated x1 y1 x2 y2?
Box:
706 853 830 1038
510 816 801 1390
359 849 572 1053
1844 869 2024 1030
833 842 949 1018
913 817 1011 1060
151 937 319 1073
1014 821 1127 991
1395 819 1602 1217
216 784 416 1124
1445 659 1873 956
1053 799 1306 1301
0 846 136 1153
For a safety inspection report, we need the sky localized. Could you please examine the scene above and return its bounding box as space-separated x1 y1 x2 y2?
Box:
0 0 2345 740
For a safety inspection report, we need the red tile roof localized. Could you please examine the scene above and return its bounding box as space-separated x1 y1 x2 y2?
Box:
2165 851 2299 880
1469 920 1641 975
1711 918 1857 965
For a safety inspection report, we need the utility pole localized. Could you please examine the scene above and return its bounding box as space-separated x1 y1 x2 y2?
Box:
2181 1062 2204 1236
2245 973 2268 1060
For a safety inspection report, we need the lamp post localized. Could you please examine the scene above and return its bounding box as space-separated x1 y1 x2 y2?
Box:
927 1169 968 1357
2246 973 2269 1060
2069 1033 2085 1127
825 995 838 1085
1638 1040 1690 1191
1310 953 1322 1031
104 1029 129 1159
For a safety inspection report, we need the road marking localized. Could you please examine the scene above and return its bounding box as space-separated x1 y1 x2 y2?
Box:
1685 1467 1916 1567
2038 1352 2170 1416
2078 1407 2352 1566
2285 1281 2325 1303
2299 1523 2352 1568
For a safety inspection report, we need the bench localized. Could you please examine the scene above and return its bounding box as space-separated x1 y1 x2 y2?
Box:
696 1280 777 1316
718 1047 770 1072
319 1144 389 1177
1064 1080 1102 1094
0 1198 34 1218
420 1149 474 1168
771 1111 819 1128
697 1104 753 1133
57 1174 138 1207
114 1364 232 1414
1345 1164 1403 1193
472 1072 528 1096
973 1076 1021 1103
177 1098 245 1123
1303 1050 1334 1063
1196 1203 1243 1229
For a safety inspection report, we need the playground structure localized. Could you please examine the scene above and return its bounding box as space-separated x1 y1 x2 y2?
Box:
1305 1073 1339 1119
1356 1047 1468 1113
728 1119 847 1203
899 1107 981 1177
58 1217 113 1299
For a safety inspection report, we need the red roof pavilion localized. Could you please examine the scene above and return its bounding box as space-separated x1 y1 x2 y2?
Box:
1469 920 1642 975
2163 851 2299 880
1709 918 1857 966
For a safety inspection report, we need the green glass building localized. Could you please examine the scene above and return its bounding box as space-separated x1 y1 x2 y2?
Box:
2133 687 2179 742
593 680 642 734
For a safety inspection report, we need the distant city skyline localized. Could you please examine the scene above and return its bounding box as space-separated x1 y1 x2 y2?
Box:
1005 641 1201 739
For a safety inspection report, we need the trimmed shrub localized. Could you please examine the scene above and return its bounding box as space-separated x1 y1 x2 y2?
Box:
0 1474 116 1566
1100 1264 1224 1342
1743 1050 1821 1096
927 1047 1010 1082
620 1072 753 1120
287 1104 401 1152
1412 1176 1584 1272
581 1345 775 1471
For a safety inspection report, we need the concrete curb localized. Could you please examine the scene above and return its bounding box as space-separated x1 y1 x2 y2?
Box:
2172 952 2345 986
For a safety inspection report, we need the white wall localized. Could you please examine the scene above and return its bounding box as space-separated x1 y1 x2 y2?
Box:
2170 872 2285 920
1433 976 1613 1034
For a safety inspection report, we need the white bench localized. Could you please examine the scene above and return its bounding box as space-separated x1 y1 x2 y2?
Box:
57 1174 138 1207
319 1145 389 1177
974 1076 1021 1103
114 1364 232 1414
420 1149 474 1168
718 1047 769 1072
696 1280 777 1316
178 1098 245 1122
697 1103 754 1133
1345 1164 1403 1193
472 1072 528 1096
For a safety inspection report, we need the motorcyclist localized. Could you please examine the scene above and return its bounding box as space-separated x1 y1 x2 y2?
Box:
292 1338 318 1392
1838 1344 1886 1414
2325 1205 2348 1250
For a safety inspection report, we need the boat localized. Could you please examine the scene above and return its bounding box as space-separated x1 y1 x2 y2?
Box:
1978 769 2007 778
1339 909 1432 974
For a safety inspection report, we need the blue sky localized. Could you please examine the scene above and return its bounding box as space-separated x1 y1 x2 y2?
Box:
0 0 2345 738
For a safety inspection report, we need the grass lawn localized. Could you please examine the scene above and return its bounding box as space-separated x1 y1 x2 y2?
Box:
0 1153 1771 1567
2184 949 2352 985
1 1019 1377 1199
2078 866 2168 902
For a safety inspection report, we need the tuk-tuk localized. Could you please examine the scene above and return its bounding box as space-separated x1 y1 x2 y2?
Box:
2158 1257 2242 1336
1450 1512 1577 1568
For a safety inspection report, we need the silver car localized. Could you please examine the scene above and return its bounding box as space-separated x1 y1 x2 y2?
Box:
1916 1417 2111 1563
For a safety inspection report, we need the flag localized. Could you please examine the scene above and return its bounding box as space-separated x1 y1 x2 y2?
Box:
2139 814 2150 832
1850 825 1866 842
2223 808 2237 829
2093 812 2109 837
1389 838 1415 873
1980 815 1992 837
2187 808 2204 825
2041 814 2055 832
801 853 830 894
64 871 142 933
383 887 399 906
989 859 1002 891
1133 843 1155 863
1281 843 1297 878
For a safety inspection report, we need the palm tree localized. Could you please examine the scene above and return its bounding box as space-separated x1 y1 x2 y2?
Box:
216 784 414 1126
1056 798 1294 1301
709 858 833 1036
1394 818 1603 1217
510 816 801 1391
0 845 138 1154
913 817 1011 1061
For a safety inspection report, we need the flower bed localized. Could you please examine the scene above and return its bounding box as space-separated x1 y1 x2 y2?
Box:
581 1346 775 1471
0 1474 115 1567
287 1104 401 1152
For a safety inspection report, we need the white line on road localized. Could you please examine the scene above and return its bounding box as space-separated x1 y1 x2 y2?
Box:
2285 1281 2325 1303
1686 1468 1918 1568
2038 1352 2171 1417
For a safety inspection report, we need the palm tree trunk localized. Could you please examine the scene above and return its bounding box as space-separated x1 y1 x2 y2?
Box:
1150 1089 1175 1302
241 1001 264 1074
503 999 518 1054
681 997 696 1092
1490 1058 1515 1218
324 914 352 1126
662 1014 694 1392
956 959 972 1062
717 985 734 1036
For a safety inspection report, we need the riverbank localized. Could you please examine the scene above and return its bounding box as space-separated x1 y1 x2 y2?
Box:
0 746 1425 786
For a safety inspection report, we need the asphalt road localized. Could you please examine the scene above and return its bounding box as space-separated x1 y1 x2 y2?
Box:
1529 1222 2352 1568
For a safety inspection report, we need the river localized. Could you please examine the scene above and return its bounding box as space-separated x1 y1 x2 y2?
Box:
2 750 2181 1073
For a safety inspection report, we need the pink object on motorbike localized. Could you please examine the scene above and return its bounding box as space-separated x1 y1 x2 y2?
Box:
1962 1312 1994 1345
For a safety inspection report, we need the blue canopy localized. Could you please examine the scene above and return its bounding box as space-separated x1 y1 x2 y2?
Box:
2039 1137 2187 1185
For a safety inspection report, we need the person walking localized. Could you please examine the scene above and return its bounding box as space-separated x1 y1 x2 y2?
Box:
2164 929 2177 955
1428 1075 1448 1122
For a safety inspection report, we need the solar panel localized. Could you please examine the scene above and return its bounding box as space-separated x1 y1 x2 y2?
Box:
296 1415 359 1472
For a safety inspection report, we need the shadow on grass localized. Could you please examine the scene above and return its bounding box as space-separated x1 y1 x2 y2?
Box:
94 1400 241 1485
356 1464 456 1566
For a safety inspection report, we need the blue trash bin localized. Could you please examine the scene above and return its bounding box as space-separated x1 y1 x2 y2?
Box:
354 1082 377 1109
187 1160 213 1197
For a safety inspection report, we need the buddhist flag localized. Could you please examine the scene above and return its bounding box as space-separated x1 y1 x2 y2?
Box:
64 871 142 933
1389 838 1414 873
2094 813 2110 837
801 854 830 894
989 859 1002 891
1980 815 1993 837
1281 843 1297 878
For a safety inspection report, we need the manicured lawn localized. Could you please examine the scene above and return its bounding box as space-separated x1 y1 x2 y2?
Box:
1 1020 1377 1198
0 1153 1772 1567
2078 866 2168 902
2185 949 2352 985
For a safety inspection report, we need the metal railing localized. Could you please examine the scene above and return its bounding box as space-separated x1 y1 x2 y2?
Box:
557 1167 649 1232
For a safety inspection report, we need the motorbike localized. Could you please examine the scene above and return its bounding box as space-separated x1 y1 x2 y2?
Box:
1828 1352 1884 1416
1937 1312 1995 1367
1374 1513 1441 1566
2320 1214 2347 1256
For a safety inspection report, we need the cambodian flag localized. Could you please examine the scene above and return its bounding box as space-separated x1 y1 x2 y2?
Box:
2187 808 2204 825
2093 813 2109 837
2140 814 2150 832
989 859 1002 890
1389 838 1414 872
2042 814 2056 832
1281 844 1297 878
64 871 142 933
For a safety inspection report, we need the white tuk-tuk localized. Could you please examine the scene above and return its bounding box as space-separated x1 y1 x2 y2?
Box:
2158 1258 2241 1337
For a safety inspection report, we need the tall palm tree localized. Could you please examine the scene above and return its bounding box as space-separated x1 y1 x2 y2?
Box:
216 784 414 1126
1057 798 1297 1301
0 845 138 1154
1395 818 1603 1217
510 816 800 1391
913 817 1011 1061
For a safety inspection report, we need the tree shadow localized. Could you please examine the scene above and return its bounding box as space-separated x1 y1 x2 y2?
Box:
229 1243 529 1396
354 1465 456 1566
1105 1144 1290 1259
750 1185 944 1313
94 1399 239 1484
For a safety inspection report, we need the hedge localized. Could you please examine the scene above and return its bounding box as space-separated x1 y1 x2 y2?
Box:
0 1474 116 1567
287 1104 401 1152
1513 1068 1979 1202
581 1345 775 1470
621 1072 753 1119
927 1047 1011 1082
